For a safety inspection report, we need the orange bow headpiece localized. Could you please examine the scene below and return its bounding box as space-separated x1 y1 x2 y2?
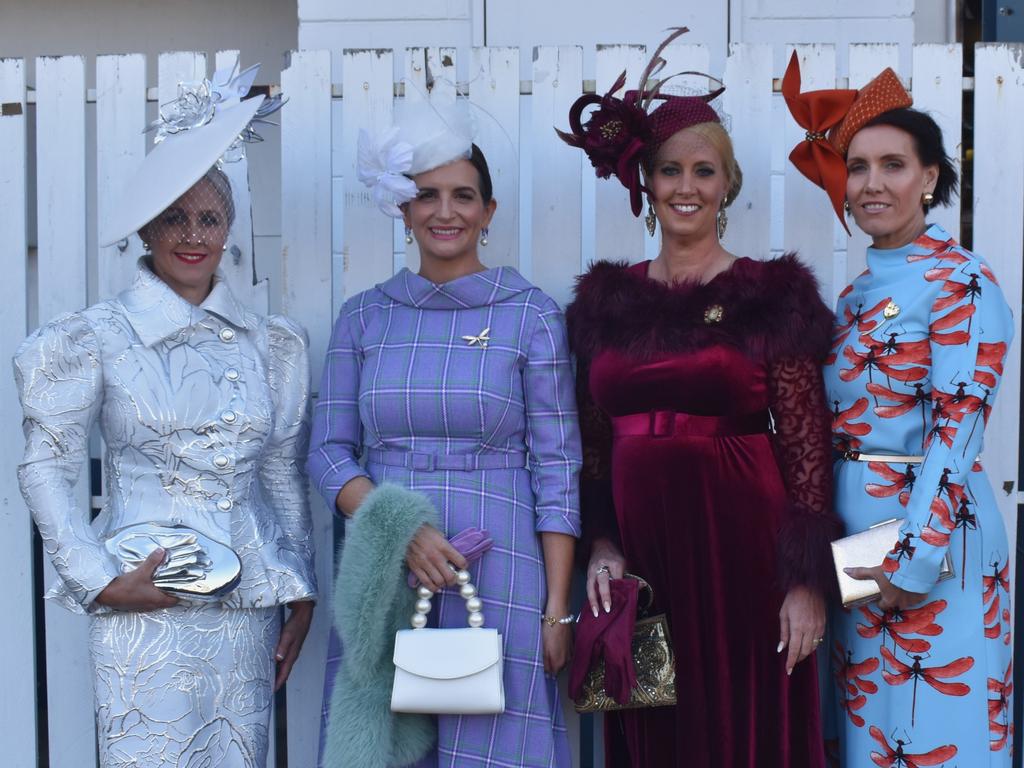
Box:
782 51 912 235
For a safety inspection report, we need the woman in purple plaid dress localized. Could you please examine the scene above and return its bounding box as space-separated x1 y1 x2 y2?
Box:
310 104 581 767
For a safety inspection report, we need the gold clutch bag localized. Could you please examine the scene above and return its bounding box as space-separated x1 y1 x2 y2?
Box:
574 575 677 713
832 518 954 608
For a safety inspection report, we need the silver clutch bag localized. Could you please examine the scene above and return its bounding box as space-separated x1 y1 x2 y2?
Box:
831 518 954 607
104 523 242 601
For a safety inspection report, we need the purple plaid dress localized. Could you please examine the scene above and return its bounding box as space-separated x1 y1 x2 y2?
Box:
309 267 581 767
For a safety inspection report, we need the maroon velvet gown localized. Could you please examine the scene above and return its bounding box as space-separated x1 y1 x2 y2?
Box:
566 256 840 768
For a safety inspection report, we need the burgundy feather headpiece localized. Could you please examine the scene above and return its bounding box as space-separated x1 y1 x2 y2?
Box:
556 27 725 217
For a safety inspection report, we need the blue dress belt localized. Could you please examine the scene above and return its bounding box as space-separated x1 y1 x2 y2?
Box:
366 448 527 472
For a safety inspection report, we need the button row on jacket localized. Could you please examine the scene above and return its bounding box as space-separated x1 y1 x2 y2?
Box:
221 410 237 424
225 367 240 381
219 327 236 342
212 453 231 469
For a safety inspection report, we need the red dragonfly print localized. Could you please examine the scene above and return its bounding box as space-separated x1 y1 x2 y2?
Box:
841 345 928 389
920 498 953 549
868 726 957 767
867 381 930 447
984 558 1012 645
988 659 1013 752
834 398 873 447
925 268 982 313
833 643 880 727
974 341 1007 388
865 461 916 507
880 647 973 725
882 532 918 574
926 402 958 449
830 297 893 364
857 600 946 654
928 303 975 345
907 232 958 260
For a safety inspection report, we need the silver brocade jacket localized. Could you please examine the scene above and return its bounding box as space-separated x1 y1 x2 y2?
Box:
14 261 317 614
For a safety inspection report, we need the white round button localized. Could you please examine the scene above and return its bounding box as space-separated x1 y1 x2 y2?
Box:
216 498 233 512
225 368 240 381
212 453 230 469
219 327 236 342
221 410 237 424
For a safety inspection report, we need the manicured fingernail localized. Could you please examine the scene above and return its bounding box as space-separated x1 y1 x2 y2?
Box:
843 567 853 574
592 606 599 617
777 641 785 653
787 667 793 676
275 653 284 661
603 601 611 613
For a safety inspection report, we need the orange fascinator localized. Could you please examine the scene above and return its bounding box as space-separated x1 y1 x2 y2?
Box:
783 51 912 235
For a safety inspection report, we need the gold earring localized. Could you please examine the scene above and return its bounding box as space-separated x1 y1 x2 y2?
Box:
922 191 935 208
716 208 728 239
645 205 657 237
843 200 851 214
404 226 413 245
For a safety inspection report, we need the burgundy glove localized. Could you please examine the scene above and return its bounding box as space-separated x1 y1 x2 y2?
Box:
569 578 639 705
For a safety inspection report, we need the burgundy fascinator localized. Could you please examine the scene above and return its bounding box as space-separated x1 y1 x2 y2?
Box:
556 27 725 217
783 51 912 234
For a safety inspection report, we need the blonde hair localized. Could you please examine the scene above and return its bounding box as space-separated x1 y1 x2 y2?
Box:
646 122 743 207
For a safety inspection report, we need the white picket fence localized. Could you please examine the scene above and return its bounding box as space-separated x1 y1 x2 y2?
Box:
0 41 1022 768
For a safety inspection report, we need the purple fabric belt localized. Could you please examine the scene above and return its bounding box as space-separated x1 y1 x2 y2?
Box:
366 448 527 472
611 409 772 439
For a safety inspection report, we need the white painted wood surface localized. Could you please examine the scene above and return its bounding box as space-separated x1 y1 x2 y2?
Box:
34 54 95 768
972 43 1024 585
2 43 1023 767
0 56 36 768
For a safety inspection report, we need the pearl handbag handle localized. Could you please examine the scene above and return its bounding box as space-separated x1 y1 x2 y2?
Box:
410 568 486 629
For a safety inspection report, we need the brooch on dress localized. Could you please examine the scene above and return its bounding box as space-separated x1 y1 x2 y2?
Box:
883 300 901 320
703 305 725 324
462 327 491 348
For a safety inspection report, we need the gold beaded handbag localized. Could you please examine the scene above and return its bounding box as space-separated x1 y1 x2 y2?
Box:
574 574 677 712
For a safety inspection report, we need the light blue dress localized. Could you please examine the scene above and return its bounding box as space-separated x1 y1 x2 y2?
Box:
824 224 1013 766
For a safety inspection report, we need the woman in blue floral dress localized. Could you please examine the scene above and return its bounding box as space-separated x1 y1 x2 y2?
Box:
785 54 1014 766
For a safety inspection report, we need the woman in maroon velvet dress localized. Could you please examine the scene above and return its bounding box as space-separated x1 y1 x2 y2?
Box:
559 30 841 767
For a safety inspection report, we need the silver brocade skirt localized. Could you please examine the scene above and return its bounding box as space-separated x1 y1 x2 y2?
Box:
89 603 279 767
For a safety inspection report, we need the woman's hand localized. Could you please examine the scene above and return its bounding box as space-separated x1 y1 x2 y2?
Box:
586 538 626 617
406 524 468 592
542 614 573 676
778 584 826 676
844 563 928 612
94 548 179 612
274 601 314 691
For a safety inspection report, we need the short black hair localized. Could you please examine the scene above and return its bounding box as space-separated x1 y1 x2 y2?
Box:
468 144 494 204
862 108 958 208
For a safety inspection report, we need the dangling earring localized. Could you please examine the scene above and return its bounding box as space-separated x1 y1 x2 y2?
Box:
843 200 851 214
222 244 228 252
922 191 935 208
645 205 657 237
716 207 728 240
404 226 413 245
142 241 151 252
480 228 489 246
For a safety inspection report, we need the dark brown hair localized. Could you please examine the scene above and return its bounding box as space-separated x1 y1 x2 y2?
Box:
863 108 958 208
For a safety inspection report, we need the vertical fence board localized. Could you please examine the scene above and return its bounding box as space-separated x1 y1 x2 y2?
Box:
723 43 773 260
157 51 206 104
35 53 96 768
530 46 583 306
96 54 147 301
845 44 901 283
280 47 334 768
0 56 37 768
341 49 395 303
215 50 270 315
469 46 520 269
972 43 1024 586
783 45 840 304
592 45 647 265
911 44 963 241
402 47 458 275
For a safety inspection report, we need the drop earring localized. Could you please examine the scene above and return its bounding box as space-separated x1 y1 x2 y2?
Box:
405 226 413 245
480 228 489 246
645 205 657 237
844 200 851 214
716 208 728 239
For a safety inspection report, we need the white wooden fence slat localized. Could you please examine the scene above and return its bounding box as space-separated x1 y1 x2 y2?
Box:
591 45 647 265
911 44 963 241
530 46 583 306
341 49 395 304
158 51 206 104
723 43 773 260
280 48 334 768
96 54 147 302
215 50 269 315
402 47 458 275
844 44 901 284
783 45 840 305
469 46 520 269
35 54 96 768
0 56 37 768
971 42 1024 589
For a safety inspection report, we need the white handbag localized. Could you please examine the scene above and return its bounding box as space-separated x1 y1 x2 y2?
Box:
390 569 505 714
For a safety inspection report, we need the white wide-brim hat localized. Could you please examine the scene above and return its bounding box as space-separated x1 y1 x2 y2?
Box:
99 95 264 247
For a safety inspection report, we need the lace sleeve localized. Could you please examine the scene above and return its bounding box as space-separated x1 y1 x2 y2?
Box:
768 356 842 595
576 356 621 554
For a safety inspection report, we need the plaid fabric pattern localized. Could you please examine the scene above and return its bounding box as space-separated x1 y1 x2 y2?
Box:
310 267 581 767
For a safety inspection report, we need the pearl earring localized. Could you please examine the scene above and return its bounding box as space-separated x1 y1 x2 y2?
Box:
405 226 413 245
480 228 489 246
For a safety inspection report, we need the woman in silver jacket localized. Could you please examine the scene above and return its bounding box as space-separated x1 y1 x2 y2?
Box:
14 68 316 767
